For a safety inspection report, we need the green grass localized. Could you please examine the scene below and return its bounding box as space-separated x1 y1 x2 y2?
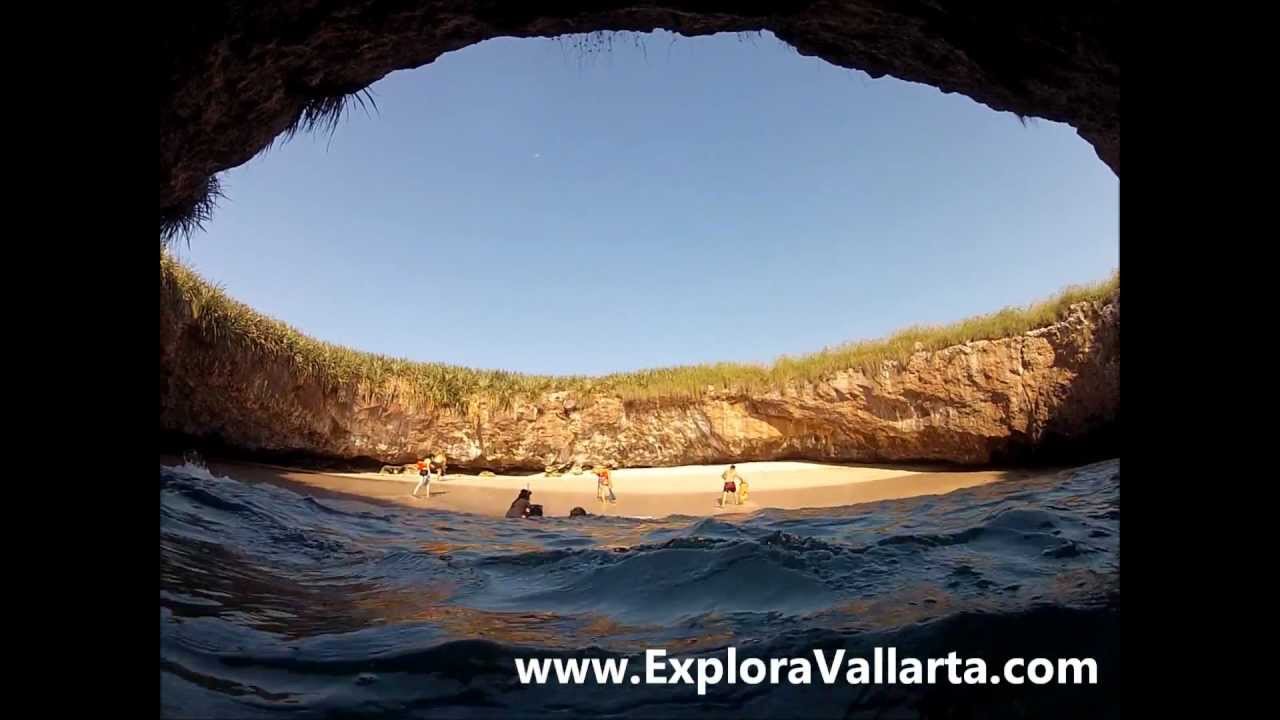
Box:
161 253 1117 413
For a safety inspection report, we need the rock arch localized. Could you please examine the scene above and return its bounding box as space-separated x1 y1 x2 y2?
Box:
160 1 1119 236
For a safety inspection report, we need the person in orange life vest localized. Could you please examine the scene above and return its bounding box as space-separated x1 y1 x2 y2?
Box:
412 457 431 498
594 465 616 502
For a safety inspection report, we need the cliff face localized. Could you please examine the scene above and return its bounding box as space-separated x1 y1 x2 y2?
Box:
160 294 1118 470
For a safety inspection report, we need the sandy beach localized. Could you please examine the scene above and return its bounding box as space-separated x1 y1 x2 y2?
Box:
164 458 1034 519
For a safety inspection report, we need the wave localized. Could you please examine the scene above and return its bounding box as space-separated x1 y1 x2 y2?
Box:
161 459 1120 718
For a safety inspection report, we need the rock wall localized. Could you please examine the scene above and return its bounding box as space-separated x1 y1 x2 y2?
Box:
161 0 1119 231
160 291 1119 470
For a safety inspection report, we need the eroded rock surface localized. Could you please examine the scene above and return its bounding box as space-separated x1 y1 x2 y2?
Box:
160 290 1119 470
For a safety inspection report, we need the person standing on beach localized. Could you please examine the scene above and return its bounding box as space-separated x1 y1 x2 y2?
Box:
720 465 740 507
412 457 431 498
595 465 616 503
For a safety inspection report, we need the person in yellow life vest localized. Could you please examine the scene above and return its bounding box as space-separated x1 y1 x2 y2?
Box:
430 452 447 482
737 476 750 504
412 457 431 498
594 465 616 503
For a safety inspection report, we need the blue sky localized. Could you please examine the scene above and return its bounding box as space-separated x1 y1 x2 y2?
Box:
172 30 1118 376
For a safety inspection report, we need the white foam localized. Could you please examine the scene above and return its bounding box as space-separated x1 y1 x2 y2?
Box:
163 461 233 483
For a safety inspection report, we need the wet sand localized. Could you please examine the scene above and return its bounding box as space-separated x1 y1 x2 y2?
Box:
163 458 1027 519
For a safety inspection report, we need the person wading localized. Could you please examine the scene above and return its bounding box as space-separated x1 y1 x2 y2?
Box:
506 488 539 518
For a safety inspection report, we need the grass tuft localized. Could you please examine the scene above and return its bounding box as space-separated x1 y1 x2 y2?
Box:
160 176 224 245
280 89 379 144
162 253 1116 414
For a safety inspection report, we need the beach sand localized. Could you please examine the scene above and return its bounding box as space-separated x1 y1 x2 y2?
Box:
164 458 1033 519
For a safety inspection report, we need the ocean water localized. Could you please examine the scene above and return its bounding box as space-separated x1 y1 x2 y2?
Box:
160 459 1120 718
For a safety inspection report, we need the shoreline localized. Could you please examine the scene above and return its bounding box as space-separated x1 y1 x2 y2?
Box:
162 457 1080 519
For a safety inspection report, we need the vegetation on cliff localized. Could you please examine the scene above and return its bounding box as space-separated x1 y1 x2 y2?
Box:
161 253 1117 413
